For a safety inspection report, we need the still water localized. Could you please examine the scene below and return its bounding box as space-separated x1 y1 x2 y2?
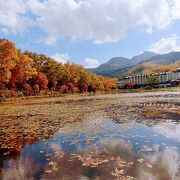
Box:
0 118 180 180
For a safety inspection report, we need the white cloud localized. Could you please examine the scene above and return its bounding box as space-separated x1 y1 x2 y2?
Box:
51 53 70 63
148 34 180 54
26 0 172 44
0 0 32 33
0 0 180 45
84 58 100 68
172 0 180 19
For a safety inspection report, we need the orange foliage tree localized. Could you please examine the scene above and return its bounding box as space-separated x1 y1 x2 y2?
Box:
0 39 18 89
0 38 117 97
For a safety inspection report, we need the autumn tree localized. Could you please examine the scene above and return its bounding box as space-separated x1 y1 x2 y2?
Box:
35 72 48 90
78 72 91 93
42 59 64 90
124 82 136 89
145 76 159 87
103 77 117 91
62 63 86 93
0 38 117 97
0 39 18 90
24 51 50 71
9 53 37 91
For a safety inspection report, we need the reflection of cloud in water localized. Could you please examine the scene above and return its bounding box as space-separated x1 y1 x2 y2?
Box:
99 136 180 180
161 148 180 179
138 171 158 180
1 119 180 179
49 142 63 152
98 138 133 152
147 147 180 180
83 137 180 179
153 123 180 141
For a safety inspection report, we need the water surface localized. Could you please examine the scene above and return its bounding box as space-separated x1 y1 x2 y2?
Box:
0 118 180 180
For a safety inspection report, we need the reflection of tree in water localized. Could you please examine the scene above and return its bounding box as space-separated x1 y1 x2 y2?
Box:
0 148 50 179
0 158 3 177
15 157 23 180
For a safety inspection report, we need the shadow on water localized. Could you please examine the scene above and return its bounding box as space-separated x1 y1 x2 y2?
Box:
0 118 180 180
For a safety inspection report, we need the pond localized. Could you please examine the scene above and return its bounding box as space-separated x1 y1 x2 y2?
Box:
0 118 180 180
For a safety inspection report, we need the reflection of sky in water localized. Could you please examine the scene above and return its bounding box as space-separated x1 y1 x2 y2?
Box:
1 119 180 179
153 123 180 141
53 120 180 153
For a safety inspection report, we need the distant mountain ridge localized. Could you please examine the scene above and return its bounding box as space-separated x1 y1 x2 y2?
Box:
88 51 180 78
131 51 157 64
143 51 180 64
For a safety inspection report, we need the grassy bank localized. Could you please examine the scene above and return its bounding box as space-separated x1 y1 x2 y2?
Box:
1 86 180 104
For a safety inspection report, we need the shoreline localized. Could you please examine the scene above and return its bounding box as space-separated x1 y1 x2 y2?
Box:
1 86 180 103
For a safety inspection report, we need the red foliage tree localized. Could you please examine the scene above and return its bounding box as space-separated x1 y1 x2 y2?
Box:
35 72 48 90
33 84 39 94
125 82 135 89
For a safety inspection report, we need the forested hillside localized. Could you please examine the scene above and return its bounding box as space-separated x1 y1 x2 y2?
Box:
0 39 117 98
126 60 180 76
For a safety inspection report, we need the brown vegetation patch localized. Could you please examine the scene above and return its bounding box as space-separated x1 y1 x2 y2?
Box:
142 109 180 120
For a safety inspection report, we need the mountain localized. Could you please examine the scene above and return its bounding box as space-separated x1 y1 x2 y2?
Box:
127 60 180 76
98 57 131 70
131 51 157 64
127 51 180 75
88 51 180 78
143 51 180 64
88 51 157 77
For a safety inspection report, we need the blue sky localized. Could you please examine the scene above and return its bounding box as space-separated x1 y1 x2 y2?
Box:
0 0 180 68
